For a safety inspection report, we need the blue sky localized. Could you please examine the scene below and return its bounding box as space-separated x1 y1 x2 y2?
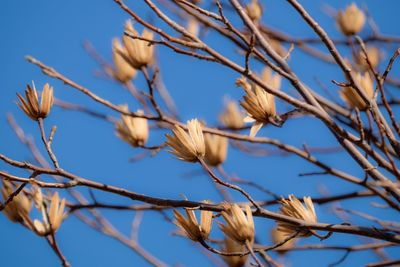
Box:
1 0 400 266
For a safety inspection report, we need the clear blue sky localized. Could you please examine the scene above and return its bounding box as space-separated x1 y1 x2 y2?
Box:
1 0 399 266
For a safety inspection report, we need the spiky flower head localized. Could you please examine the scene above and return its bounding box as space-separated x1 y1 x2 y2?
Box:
16 82 54 121
277 195 317 237
219 100 245 129
109 38 137 83
166 119 206 162
340 72 374 110
219 204 254 244
123 20 155 69
204 133 228 166
34 192 67 236
173 203 213 241
336 3 365 36
238 68 281 137
1 180 32 223
116 106 149 147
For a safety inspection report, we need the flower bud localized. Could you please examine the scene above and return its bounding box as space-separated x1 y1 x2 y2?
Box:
336 3 365 36
116 107 149 147
1 180 32 223
245 0 263 23
110 38 137 83
204 133 228 166
340 72 374 110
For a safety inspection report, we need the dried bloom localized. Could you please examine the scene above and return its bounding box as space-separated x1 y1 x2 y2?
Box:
277 195 317 237
219 204 254 244
340 72 374 110
16 82 54 121
354 46 381 71
204 133 228 166
336 3 365 36
1 180 32 223
222 238 249 267
187 18 200 37
173 205 213 241
123 20 155 69
34 192 66 236
219 101 245 129
116 106 149 147
109 38 137 83
245 0 263 23
31 185 44 210
238 68 281 137
165 119 206 162
271 227 296 254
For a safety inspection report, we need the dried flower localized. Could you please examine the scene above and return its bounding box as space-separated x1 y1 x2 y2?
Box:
219 204 254 244
245 0 263 23
173 205 213 241
166 119 206 162
31 185 44 210
34 192 66 236
187 18 200 37
16 82 54 121
109 38 137 83
1 180 32 223
204 133 228 166
221 237 249 267
219 101 245 129
271 227 296 254
238 68 281 137
123 20 155 69
340 72 374 110
354 46 381 71
116 106 149 147
336 3 365 36
277 195 317 237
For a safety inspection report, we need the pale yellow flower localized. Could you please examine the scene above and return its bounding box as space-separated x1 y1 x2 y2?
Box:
221 237 249 267
245 0 263 23
238 67 281 137
34 192 67 236
1 180 32 223
166 119 206 162
123 20 155 69
277 195 317 237
354 46 381 71
219 101 245 129
219 204 254 244
116 106 149 147
173 204 213 241
187 18 199 37
336 3 365 36
204 133 228 166
16 82 54 121
340 72 374 110
271 227 296 254
109 38 137 83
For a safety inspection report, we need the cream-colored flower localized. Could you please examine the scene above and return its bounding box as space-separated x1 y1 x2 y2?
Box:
187 18 200 37
1 180 32 223
16 82 54 121
219 204 254 244
116 106 149 147
109 38 137 83
173 204 213 241
123 20 155 69
219 101 245 129
238 67 281 137
165 119 206 162
277 195 317 237
340 72 374 110
271 227 296 254
204 133 228 166
354 46 381 71
34 192 66 236
336 3 365 36
31 185 44 210
221 237 249 267
245 0 263 23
